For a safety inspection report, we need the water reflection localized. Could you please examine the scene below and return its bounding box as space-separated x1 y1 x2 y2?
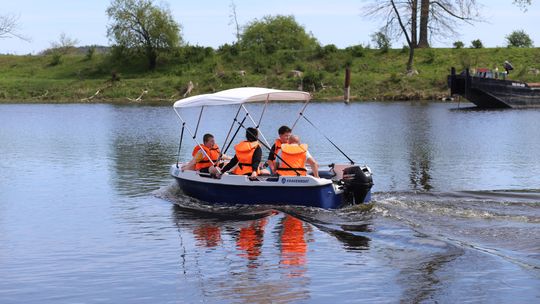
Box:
235 218 267 266
405 105 433 191
171 206 312 302
279 215 308 268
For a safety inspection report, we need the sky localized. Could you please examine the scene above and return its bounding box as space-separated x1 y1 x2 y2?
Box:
1 0 539 54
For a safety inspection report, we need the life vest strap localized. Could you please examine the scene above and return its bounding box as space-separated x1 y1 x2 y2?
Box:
197 159 218 164
277 167 307 171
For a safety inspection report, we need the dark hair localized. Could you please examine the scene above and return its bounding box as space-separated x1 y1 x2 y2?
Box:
278 125 292 135
203 133 214 143
246 127 258 142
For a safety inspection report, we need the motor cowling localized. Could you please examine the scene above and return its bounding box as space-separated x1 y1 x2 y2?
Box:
342 166 373 205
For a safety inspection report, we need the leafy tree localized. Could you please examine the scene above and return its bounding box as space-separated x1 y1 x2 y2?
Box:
513 0 532 11
506 30 533 48
371 31 391 52
240 15 319 55
106 0 182 70
470 39 483 49
453 41 464 49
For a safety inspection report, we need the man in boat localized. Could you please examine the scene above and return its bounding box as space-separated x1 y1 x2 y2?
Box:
219 127 262 178
264 125 292 174
181 133 222 174
276 135 320 178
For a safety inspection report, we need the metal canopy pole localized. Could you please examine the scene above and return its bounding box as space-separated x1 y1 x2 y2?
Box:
193 106 204 139
291 99 311 131
173 108 217 168
220 104 243 158
257 95 270 128
241 104 271 148
176 122 185 168
222 112 249 156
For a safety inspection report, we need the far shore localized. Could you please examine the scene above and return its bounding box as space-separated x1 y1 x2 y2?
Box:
1 47 538 105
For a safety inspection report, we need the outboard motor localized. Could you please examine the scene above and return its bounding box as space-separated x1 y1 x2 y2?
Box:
342 166 373 205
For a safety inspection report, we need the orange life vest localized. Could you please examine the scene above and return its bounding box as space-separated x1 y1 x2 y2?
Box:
233 141 260 175
273 139 283 157
276 143 308 176
192 144 220 170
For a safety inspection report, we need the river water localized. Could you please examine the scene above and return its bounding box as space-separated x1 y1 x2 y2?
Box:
1 102 539 303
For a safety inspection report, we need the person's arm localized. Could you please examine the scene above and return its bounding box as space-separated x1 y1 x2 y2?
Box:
251 147 262 177
181 157 196 171
182 151 203 171
306 156 319 178
267 144 276 171
221 155 238 173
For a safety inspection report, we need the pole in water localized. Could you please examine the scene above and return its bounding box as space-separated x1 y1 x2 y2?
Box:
344 67 351 103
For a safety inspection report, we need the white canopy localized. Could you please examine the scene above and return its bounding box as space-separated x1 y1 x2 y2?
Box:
173 87 311 108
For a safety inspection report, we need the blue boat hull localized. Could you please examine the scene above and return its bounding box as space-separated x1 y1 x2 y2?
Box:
174 176 345 209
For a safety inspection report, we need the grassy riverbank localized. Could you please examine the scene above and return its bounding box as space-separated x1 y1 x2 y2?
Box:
1 47 539 103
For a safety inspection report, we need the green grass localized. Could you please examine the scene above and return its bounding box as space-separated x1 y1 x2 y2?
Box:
1 47 539 103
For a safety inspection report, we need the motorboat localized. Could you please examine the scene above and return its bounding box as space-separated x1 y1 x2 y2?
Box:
170 87 373 209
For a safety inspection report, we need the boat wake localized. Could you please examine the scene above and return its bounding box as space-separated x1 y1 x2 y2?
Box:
153 182 275 220
155 183 540 269
371 189 540 270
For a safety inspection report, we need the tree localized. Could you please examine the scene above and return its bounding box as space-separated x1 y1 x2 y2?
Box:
50 33 79 54
506 29 533 47
371 31 391 52
470 39 483 49
365 1 479 50
513 0 532 11
364 0 416 72
240 15 318 54
0 13 29 41
417 0 479 48
106 0 181 70
453 41 464 49
229 0 241 42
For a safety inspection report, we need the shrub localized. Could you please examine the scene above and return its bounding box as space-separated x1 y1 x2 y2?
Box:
401 44 409 54
389 73 401 84
424 49 436 64
453 41 464 49
470 39 483 49
345 45 365 57
506 30 533 48
302 70 324 91
85 46 96 60
49 52 62 66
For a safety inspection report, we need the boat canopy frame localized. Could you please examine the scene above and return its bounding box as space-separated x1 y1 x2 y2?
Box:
172 87 355 173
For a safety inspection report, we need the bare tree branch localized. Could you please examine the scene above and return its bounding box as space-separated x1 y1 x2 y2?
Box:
0 14 30 42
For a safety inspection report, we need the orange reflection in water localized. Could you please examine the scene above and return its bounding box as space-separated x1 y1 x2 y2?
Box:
193 225 222 248
280 215 307 267
236 218 268 261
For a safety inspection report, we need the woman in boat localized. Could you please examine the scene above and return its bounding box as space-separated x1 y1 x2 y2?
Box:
276 135 319 178
265 125 292 174
219 127 262 178
181 133 222 174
